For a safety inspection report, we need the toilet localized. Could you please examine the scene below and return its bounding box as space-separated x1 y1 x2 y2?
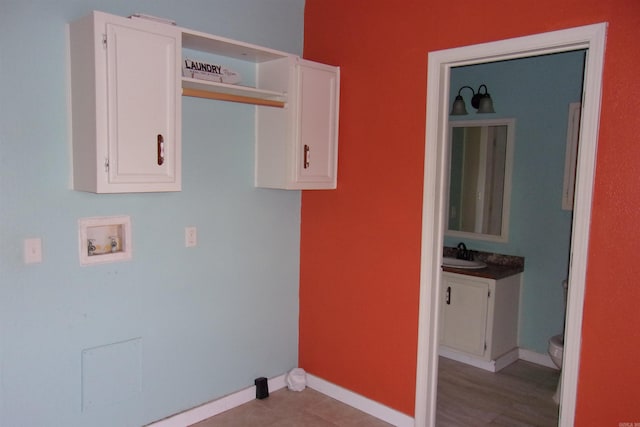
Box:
548 279 568 404
548 334 564 404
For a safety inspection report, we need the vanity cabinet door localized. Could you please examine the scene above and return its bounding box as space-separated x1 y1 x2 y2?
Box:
440 274 490 357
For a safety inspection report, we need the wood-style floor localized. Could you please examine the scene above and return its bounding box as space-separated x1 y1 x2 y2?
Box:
437 357 560 426
190 357 559 426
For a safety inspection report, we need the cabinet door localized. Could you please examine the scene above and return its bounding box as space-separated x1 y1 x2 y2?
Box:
105 20 180 190
294 60 339 188
441 275 489 357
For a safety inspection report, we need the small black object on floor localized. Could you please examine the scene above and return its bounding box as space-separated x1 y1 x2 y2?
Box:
255 377 269 399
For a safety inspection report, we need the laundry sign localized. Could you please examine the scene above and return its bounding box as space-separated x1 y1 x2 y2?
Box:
182 58 241 84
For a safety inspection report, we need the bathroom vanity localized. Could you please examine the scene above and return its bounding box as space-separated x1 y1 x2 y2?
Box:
440 249 523 372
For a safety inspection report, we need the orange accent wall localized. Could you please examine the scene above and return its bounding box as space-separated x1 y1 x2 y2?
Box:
300 0 640 423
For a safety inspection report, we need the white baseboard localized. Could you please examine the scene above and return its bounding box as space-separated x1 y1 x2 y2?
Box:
439 346 559 371
146 374 286 427
306 374 414 427
145 373 414 427
518 348 559 370
439 347 519 372
494 348 521 371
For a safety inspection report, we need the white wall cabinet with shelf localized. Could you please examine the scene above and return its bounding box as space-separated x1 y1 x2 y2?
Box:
181 30 340 190
70 11 339 192
69 11 182 193
439 271 521 372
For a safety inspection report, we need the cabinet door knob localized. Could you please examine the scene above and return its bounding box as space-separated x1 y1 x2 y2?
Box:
157 134 165 165
303 144 310 169
446 286 451 305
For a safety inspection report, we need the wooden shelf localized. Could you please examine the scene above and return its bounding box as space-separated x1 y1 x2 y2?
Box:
182 77 286 108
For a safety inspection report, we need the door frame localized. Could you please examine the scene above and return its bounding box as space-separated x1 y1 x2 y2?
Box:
414 23 607 427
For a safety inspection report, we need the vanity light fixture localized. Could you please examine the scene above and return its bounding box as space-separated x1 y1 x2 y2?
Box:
450 84 496 115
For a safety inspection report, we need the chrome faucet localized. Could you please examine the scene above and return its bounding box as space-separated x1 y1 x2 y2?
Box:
456 242 474 261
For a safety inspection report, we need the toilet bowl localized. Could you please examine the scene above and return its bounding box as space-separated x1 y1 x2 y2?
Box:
548 333 564 404
548 334 564 369
548 279 568 404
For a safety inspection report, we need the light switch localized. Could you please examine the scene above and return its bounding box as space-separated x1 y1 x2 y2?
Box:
24 238 43 264
185 227 197 247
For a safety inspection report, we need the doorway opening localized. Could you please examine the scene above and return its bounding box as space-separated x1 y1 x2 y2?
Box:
414 23 606 427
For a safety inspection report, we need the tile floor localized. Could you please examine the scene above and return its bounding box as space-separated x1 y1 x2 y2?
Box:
191 357 560 427
189 387 392 427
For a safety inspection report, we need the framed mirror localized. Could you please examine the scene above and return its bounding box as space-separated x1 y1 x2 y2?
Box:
446 119 515 242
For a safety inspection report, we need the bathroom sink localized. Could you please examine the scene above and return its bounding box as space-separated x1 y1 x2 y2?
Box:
442 257 487 269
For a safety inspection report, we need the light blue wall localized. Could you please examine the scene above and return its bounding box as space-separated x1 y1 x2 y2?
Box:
0 1 304 426
446 51 585 354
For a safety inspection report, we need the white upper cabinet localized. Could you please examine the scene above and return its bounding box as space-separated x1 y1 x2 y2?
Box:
70 12 182 193
255 58 340 190
294 60 340 188
69 11 339 192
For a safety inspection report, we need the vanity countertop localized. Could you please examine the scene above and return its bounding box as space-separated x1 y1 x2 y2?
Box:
441 247 524 280
442 263 523 280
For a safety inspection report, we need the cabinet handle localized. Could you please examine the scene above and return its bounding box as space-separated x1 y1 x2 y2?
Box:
446 286 451 305
157 134 165 166
303 144 310 169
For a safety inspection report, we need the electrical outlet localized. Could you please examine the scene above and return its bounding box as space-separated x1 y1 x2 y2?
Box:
185 227 197 247
24 238 43 264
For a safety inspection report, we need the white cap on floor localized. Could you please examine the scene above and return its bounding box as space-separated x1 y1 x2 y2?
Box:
286 368 307 392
